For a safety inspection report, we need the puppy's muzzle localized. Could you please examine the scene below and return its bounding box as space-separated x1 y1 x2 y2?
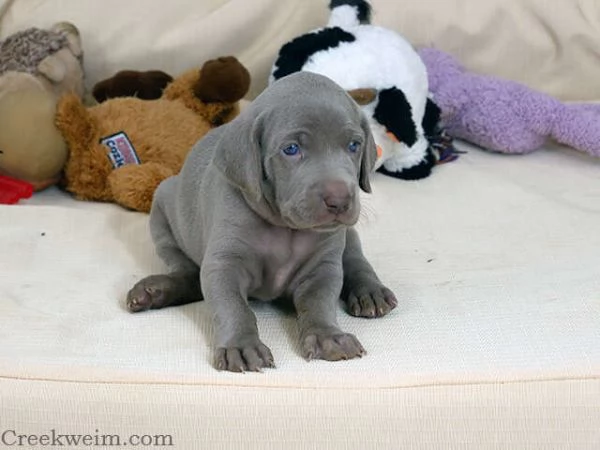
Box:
322 180 353 215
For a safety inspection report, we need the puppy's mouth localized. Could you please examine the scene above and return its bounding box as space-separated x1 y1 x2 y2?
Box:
283 208 359 232
313 221 348 233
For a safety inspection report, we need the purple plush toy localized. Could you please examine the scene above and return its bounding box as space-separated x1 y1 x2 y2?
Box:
418 47 600 157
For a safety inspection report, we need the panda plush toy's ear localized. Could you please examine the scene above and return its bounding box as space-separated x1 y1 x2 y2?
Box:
347 88 377 105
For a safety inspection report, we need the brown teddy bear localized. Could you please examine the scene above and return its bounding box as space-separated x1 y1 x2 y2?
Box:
55 56 250 213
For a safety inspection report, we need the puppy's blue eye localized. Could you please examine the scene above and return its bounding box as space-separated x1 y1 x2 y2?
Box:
348 141 361 153
283 143 300 156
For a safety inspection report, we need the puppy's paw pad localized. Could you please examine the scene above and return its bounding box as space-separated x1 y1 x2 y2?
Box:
301 330 365 361
346 284 397 318
126 275 174 312
214 342 275 373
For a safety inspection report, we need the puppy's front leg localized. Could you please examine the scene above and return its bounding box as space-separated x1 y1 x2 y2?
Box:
201 259 274 373
342 228 398 318
294 259 365 362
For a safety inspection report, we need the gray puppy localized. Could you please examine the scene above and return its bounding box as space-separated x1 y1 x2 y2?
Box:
126 72 397 372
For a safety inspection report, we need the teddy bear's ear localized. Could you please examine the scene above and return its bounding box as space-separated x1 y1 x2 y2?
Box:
194 56 250 103
92 70 173 103
51 22 83 58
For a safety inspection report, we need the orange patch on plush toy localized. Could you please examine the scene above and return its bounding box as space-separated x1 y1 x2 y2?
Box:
386 131 400 143
376 145 383 159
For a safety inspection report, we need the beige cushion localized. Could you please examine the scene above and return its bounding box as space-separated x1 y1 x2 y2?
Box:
1 142 599 446
1 378 598 449
2 0 600 100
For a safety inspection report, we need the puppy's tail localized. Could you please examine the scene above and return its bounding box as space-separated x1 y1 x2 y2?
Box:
327 0 372 28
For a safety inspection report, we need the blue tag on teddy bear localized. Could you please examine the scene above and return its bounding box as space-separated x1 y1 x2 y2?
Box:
100 131 140 168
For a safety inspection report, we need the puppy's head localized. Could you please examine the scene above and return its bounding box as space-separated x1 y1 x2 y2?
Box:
213 72 377 231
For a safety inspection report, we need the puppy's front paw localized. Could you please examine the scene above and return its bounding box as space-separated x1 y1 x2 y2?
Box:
301 329 365 361
344 280 397 318
214 339 275 373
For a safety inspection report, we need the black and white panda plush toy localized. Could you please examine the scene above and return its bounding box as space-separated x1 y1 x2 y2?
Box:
270 0 442 180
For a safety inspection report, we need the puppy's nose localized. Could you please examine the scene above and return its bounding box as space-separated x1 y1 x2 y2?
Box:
322 180 352 214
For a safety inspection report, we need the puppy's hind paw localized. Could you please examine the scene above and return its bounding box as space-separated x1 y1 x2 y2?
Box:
125 275 174 312
126 286 154 312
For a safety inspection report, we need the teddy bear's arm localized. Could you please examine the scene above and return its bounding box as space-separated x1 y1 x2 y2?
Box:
107 163 177 213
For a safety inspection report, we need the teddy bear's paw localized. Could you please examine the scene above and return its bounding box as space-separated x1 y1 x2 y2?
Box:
108 163 175 213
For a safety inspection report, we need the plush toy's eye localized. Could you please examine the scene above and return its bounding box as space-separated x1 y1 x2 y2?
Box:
348 141 361 153
282 143 300 156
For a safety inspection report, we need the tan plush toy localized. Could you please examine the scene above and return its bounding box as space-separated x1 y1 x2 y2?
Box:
0 22 85 191
56 56 250 213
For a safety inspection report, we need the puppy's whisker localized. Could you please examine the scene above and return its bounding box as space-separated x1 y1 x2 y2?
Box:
357 203 377 225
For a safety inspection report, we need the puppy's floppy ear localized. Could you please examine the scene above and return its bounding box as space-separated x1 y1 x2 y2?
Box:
359 114 377 193
212 113 264 202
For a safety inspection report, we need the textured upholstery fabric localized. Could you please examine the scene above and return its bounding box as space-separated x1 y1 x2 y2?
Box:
1 378 599 449
1 0 600 100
